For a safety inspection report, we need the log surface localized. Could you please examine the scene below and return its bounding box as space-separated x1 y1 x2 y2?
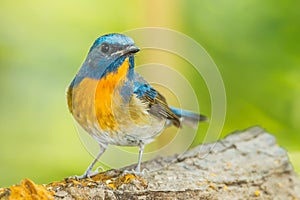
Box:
1 126 300 200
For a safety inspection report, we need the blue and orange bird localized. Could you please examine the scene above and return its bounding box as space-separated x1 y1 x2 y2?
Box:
67 33 207 178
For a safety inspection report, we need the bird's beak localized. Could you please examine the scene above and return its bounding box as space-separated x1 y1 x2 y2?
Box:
123 45 140 55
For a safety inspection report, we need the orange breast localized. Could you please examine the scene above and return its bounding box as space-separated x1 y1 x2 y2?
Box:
69 58 131 132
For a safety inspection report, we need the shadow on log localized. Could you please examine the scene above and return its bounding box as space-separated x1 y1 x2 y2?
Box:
1 126 300 199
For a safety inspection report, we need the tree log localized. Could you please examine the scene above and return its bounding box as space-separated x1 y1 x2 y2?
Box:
1 126 300 199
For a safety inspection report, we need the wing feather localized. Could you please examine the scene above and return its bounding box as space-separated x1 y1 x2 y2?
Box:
133 74 180 127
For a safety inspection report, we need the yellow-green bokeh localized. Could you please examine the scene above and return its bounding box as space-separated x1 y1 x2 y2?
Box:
0 0 299 187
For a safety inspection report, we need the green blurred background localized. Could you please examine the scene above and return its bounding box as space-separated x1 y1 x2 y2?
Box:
0 0 299 187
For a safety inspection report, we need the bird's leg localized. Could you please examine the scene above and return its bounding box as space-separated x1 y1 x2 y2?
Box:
122 143 146 175
134 143 144 173
75 144 106 179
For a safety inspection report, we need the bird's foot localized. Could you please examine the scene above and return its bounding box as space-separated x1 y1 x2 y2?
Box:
71 166 104 179
122 168 147 176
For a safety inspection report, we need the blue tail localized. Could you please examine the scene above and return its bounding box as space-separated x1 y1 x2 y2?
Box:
169 106 208 129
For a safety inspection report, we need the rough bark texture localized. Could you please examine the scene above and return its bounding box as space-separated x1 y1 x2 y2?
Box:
1 126 300 200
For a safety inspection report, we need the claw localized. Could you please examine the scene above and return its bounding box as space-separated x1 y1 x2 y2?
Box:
122 168 147 176
74 171 98 179
72 167 104 179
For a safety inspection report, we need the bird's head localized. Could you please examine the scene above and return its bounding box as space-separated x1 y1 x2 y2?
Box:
76 33 140 83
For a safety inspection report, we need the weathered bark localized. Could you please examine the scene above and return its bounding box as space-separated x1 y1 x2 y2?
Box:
1 126 300 199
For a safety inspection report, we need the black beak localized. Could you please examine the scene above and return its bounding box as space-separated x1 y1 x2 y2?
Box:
124 45 140 55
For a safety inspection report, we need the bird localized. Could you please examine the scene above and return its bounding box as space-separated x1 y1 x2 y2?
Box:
66 33 207 178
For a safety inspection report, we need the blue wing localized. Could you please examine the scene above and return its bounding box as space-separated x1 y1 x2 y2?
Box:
132 72 207 128
133 73 181 127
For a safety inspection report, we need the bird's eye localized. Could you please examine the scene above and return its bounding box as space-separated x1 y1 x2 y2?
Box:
101 43 109 53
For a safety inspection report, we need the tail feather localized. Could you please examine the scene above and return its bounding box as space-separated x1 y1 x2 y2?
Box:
169 106 208 129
